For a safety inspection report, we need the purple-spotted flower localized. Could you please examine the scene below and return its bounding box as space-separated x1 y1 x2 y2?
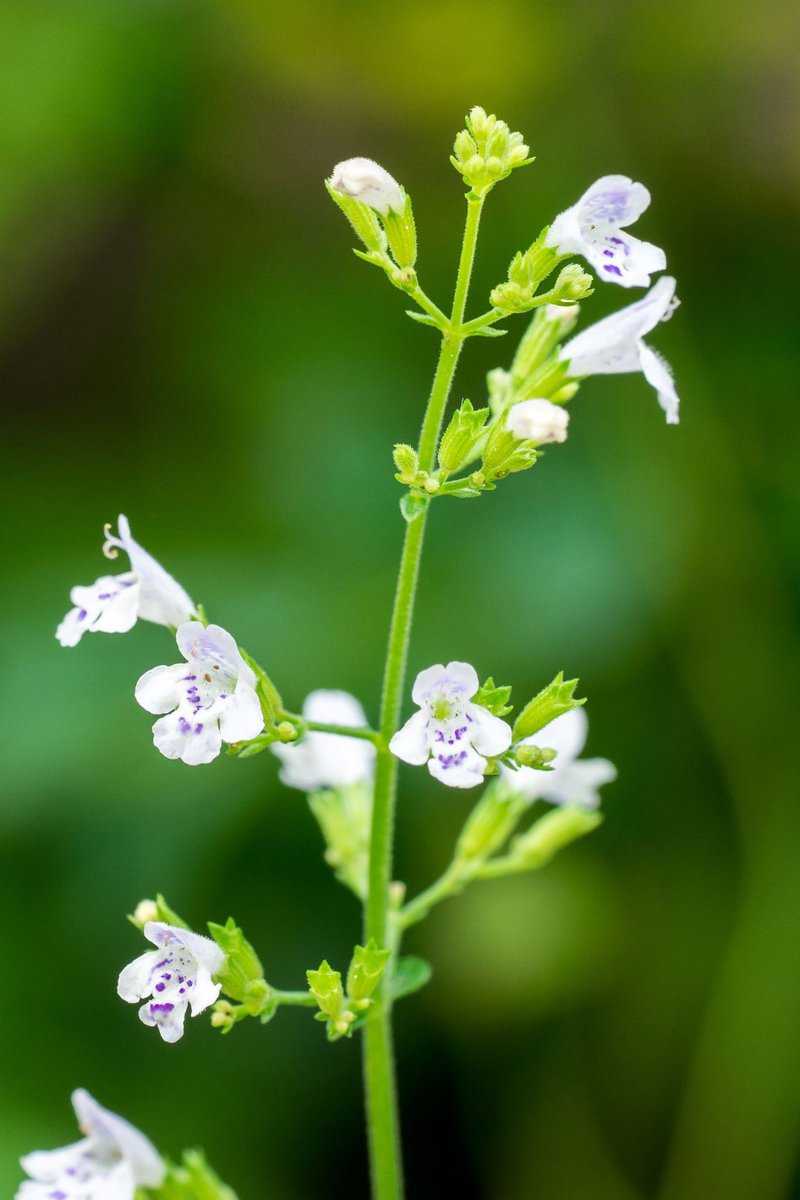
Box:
135 621 264 766
390 662 512 789
117 921 225 1043
17 1088 164 1199
272 689 375 792
503 708 616 809
330 157 404 215
56 514 195 647
546 175 666 289
560 275 680 423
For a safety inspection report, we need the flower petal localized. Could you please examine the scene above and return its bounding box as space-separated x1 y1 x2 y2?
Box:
113 515 195 629
187 970 222 1018
428 744 487 789
639 342 680 424
218 682 264 743
541 757 617 809
150 924 226 978
389 710 429 765
584 231 666 289
117 950 160 1002
134 665 184 715
56 607 90 647
139 998 188 1043
561 276 677 377
529 707 588 764
577 175 652 229
466 704 512 757
151 711 222 766
304 689 368 727
444 661 480 697
20 1141 90 1182
411 664 447 704
70 1090 164 1188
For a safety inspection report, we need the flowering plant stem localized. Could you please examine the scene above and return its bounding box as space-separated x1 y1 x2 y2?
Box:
363 192 484 1200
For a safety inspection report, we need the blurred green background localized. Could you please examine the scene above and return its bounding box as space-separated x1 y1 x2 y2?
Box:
3 1 799 1197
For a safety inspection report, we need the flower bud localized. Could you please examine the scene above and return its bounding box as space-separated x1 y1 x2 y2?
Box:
513 671 584 742
553 263 594 302
514 743 556 768
512 304 580 384
508 805 602 870
506 398 569 445
346 940 390 1006
455 782 529 863
131 898 158 928
438 399 490 472
330 157 405 215
393 443 420 486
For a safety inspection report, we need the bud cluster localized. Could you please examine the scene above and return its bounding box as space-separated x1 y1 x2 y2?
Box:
490 229 593 316
451 106 533 196
307 940 390 1042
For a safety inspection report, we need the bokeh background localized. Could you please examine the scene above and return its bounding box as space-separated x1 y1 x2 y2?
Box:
3 1 799 1197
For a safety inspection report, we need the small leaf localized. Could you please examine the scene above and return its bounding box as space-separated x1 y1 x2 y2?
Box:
405 309 441 329
390 956 433 1000
400 492 429 523
470 325 508 338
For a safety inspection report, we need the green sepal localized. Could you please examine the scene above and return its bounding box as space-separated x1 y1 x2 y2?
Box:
325 179 387 255
155 1149 239 1200
481 423 539 480
512 672 585 742
346 939 391 1005
207 917 266 1006
383 191 417 268
400 492 429 523
308 783 371 899
473 676 513 717
390 956 432 1000
445 485 482 499
507 806 602 871
307 960 345 1021
237 647 282 723
469 324 508 338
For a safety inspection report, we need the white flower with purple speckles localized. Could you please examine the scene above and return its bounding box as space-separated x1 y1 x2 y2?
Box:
546 175 666 289
56 514 195 647
390 662 512 789
16 1088 164 1199
135 621 264 766
272 689 375 792
503 708 616 809
560 276 681 423
117 921 225 1043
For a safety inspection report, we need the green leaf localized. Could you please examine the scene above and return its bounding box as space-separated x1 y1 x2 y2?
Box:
390 956 432 1000
400 492 429 523
405 309 441 328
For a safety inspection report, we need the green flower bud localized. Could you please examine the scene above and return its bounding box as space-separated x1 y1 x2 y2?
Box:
393 443 419 485
309 782 371 898
307 960 345 1021
346 939 390 1007
512 303 580 384
455 781 529 862
552 263 594 302
508 805 602 870
481 422 539 481
438 399 490 472
514 744 556 768
513 671 585 741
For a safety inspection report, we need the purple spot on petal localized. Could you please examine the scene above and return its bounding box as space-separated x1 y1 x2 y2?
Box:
604 264 623 276
179 717 192 734
194 722 204 734
155 982 166 992
77 609 87 621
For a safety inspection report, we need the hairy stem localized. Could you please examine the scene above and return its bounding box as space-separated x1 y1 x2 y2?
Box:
362 193 485 1200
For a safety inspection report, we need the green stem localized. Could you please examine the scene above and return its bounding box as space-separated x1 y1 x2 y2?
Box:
303 720 382 744
272 988 317 1007
362 193 485 1200
397 861 467 931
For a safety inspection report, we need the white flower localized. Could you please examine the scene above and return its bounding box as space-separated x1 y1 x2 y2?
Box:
507 398 569 444
272 689 375 792
17 1088 164 1199
135 621 264 766
503 708 616 809
547 175 666 288
56 514 195 647
390 662 512 789
560 275 680 424
330 157 404 215
117 921 224 1043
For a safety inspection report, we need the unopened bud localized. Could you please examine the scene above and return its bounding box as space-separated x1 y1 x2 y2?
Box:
330 157 404 215
506 398 569 445
132 899 158 928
